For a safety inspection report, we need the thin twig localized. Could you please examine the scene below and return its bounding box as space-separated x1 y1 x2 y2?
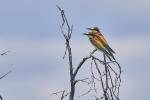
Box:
93 58 106 98
73 49 97 79
56 5 122 100
104 54 108 100
0 95 3 100
57 5 75 100
0 71 11 80
51 90 68 100
0 50 10 56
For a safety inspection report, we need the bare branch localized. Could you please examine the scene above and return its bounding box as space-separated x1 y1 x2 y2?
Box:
92 95 102 100
93 58 106 98
104 54 109 100
78 88 97 98
0 50 10 56
0 95 3 100
74 78 89 85
91 54 121 100
73 49 97 79
0 71 11 80
57 5 75 100
51 90 68 100
56 5 122 100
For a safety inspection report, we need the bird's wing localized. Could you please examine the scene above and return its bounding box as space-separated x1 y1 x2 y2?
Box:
104 44 115 53
89 35 113 61
90 36 110 56
93 33 116 60
95 33 115 53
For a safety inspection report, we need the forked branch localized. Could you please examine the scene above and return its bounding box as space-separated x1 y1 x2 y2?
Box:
54 5 122 100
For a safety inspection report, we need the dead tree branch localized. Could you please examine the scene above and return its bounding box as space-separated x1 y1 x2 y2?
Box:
0 50 10 56
55 5 122 100
73 49 97 80
56 5 98 100
91 55 121 100
0 95 2 100
0 71 11 80
51 90 68 100
0 71 11 100
57 5 75 100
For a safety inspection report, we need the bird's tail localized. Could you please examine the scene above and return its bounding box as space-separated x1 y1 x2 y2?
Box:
99 48 113 61
107 50 116 61
105 54 113 61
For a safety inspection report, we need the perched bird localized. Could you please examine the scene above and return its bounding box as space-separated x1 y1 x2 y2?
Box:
84 27 115 61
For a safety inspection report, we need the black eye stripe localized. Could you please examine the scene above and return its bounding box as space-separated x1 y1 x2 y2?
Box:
95 29 99 32
91 27 100 32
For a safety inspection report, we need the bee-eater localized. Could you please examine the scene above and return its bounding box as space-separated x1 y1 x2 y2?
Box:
84 27 115 61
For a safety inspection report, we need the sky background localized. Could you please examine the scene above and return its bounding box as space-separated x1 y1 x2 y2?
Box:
0 0 150 100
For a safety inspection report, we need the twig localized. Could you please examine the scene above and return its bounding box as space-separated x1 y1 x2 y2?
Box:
0 71 11 80
104 54 108 100
73 49 97 79
56 5 122 100
57 5 75 100
0 95 3 100
0 71 11 100
74 78 89 84
51 90 68 100
0 50 10 56
93 58 106 99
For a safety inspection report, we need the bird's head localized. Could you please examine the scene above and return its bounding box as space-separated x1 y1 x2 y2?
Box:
83 27 100 39
86 27 100 33
83 32 95 39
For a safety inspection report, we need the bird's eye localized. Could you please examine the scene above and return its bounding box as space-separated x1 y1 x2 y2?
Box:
89 37 92 40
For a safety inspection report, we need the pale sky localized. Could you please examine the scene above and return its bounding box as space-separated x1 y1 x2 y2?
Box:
0 0 150 100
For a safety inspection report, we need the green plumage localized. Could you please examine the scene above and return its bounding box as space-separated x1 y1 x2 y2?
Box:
84 27 116 61
104 44 115 53
104 44 116 61
98 48 113 61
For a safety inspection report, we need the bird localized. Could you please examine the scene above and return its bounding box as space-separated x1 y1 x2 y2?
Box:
83 27 115 61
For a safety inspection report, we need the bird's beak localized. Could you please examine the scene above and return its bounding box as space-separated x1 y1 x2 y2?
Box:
83 33 88 35
86 28 92 30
